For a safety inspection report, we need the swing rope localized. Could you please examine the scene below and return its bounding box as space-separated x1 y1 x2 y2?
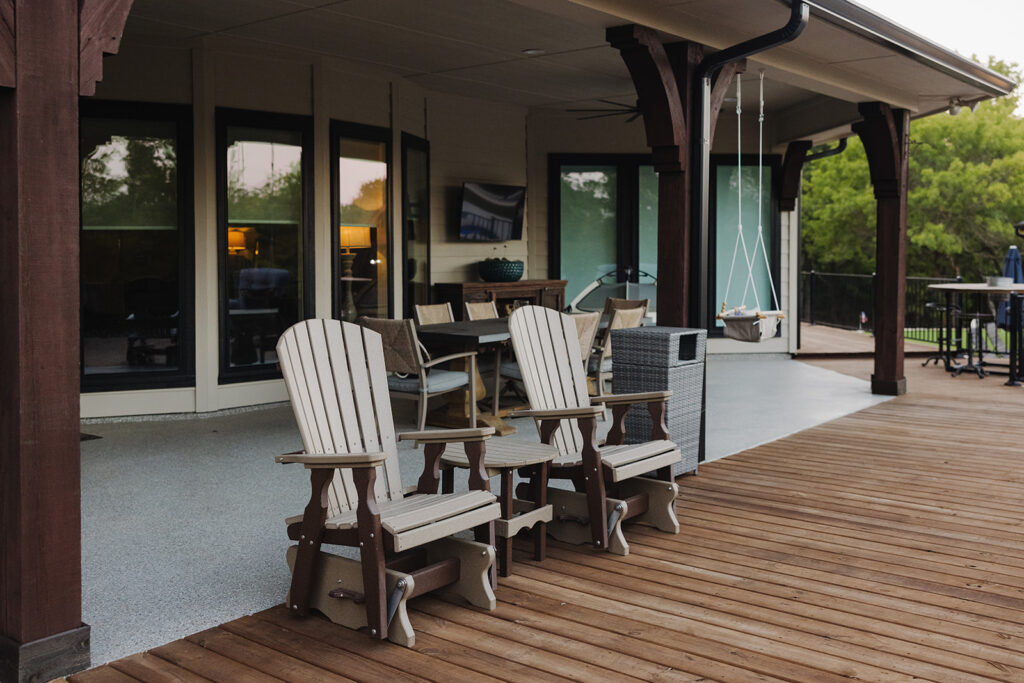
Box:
721 70 783 319
722 75 761 314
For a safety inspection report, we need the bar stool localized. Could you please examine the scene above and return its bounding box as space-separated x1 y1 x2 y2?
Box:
922 300 960 369
440 440 555 580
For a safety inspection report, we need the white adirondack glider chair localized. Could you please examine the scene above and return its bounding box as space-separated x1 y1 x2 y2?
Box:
275 319 501 647
508 306 681 555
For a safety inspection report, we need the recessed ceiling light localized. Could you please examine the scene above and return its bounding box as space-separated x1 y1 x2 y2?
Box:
522 48 546 56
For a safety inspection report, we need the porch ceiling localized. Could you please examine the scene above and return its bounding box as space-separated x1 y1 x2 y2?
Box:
123 0 1013 143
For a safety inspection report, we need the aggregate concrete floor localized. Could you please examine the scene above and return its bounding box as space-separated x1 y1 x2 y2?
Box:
81 355 889 665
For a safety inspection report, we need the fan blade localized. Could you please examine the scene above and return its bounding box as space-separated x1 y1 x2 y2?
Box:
576 112 632 120
626 112 642 122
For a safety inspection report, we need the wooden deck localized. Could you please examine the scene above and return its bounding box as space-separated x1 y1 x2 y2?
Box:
798 321 936 356
69 360 1024 682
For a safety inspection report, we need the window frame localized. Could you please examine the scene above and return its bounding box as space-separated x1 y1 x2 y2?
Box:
547 152 653 287
401 131 430 319
215 107 315 384
330 120 394 320
79 99 196 393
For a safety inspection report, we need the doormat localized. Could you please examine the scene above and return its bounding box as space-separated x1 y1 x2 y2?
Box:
80 433 102 441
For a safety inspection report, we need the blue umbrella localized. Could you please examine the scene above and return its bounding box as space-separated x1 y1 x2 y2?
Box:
998 245 1023 326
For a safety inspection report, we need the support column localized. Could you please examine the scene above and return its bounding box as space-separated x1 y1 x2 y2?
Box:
852 102 910 395
608 26 703 327
0 1 88 681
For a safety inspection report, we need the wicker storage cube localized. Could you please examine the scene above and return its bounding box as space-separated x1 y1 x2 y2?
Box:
611 326 706 368
613 362 702 476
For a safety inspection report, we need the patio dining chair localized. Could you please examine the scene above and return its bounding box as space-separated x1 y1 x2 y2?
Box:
359 316 477 432
508 306 680 555
275 319 500 647
414 302 454 326
589 305 647 395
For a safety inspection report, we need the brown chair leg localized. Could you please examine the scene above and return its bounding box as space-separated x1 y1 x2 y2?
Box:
533 462 549 562
353 468 387 640
289 468 332 616
578 416 608 549
498 470 514 577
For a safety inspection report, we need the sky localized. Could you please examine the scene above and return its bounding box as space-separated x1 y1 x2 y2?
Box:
853 0 1023 111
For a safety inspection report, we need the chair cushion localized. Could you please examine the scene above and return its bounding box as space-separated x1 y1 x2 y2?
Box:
388 369 469 393
499 360 522 380
587 357 613 373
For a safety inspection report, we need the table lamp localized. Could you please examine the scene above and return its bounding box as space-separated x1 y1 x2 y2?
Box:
339 224 373 322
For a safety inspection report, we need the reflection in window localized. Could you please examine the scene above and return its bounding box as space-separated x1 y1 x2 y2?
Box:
559 166 618 304
80 118 182 378
224 126 304 369
402 134 430 318
337 136 388 321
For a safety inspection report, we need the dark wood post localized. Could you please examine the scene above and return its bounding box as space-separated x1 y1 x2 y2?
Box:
607 27 697 328
0 1 88 681
852 102 910 395
0 1 130 680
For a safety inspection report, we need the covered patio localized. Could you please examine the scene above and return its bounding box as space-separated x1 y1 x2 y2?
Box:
1 0 1018 680
69 356 1024 680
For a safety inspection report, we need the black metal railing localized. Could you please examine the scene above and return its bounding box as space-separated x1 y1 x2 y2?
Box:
800 271 960 344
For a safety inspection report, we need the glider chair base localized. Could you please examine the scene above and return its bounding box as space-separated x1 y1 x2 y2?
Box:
518 476 678 556
286 537 496 648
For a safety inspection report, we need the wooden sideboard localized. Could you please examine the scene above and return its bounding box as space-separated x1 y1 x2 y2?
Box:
434 280 567 320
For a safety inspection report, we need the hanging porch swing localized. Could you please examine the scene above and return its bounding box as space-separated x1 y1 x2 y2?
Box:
717 71 785 343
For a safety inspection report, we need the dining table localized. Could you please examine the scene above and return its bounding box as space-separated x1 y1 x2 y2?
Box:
415 318 517 435
928 282 1024 385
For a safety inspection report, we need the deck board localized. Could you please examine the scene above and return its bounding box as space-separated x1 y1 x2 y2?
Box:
69 360 1024 682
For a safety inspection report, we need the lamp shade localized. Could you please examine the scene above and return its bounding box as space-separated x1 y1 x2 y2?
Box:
227 228 248 252
339 224 373 249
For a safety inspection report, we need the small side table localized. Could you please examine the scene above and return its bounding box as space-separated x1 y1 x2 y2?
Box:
440 440 555 579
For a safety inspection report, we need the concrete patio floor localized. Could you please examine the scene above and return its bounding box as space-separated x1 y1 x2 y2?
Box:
80 355 890 665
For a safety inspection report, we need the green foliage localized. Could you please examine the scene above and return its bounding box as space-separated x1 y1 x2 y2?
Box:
82 136 177 227
801 58 1024 280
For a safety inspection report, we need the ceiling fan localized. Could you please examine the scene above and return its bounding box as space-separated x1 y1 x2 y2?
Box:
566 99 641 122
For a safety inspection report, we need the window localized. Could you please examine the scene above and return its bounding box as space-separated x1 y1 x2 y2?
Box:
332 122 391 322
217 109 313 382
548 154 656 307
401 133 430 319
80 102 194 391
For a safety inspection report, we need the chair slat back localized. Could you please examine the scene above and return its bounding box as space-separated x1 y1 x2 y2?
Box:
414 303 454 326
465 301 499 320
277 320 404 516
602 297 649 317
509 307 591 455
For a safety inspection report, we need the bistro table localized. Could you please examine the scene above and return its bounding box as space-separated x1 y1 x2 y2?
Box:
928 282 1024 385
416 318 517 435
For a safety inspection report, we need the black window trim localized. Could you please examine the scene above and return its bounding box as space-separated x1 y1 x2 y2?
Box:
400 131 430 319
79 99 197 393
216 107 315 385
330 119 394 320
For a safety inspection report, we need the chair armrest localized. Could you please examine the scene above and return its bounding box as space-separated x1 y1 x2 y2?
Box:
275 451 387 468
421 351 477 368
507 405 604 419
398 427 494 443
591 390 672 406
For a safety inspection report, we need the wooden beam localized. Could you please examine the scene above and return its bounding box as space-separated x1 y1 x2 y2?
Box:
708 60 746 143
0 1 87 681
778 140 813 212
852 102 910 395
78 0 132 96
0 0 12 88
607 24 686 172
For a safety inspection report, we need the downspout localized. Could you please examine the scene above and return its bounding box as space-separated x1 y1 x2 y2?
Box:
693 0 809 328
805 137 848 162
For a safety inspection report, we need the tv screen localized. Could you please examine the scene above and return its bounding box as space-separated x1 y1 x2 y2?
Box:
459 182 525 241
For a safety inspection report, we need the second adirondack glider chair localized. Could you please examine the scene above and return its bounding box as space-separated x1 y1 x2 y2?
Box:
275 319 501 647
509 306 681 555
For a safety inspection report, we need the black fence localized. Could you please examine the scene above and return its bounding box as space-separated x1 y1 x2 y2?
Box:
800 271 960 344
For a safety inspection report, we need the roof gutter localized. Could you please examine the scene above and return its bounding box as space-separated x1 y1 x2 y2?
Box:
788 0 1014 97
693 0 809 328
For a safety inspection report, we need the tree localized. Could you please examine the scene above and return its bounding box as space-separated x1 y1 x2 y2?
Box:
801 58 1024 280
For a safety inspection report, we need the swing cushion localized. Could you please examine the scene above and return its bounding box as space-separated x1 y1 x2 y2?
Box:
721 314 781 343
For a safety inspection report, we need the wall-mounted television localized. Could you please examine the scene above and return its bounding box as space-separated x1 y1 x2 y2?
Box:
458 182 525 241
